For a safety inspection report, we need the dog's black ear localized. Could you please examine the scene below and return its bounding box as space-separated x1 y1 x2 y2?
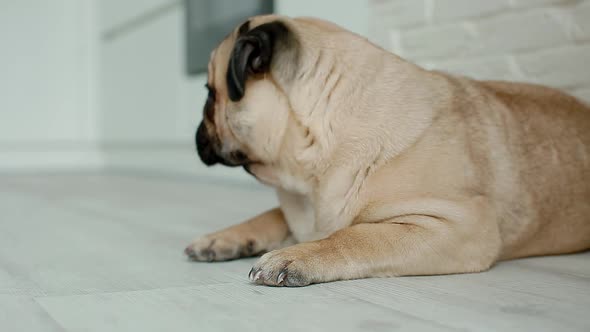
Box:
226 21 291 102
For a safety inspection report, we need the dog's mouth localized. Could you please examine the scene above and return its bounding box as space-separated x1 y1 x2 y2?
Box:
244 162 269 181
195 121 266 176
196 122 254 168
213 150 252 168
243 163 256 175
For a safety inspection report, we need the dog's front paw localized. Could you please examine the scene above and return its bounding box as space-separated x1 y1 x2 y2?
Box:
248 244 320 287
185 235 258 262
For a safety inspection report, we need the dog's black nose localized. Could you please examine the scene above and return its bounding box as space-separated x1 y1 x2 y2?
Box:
196 122 219 166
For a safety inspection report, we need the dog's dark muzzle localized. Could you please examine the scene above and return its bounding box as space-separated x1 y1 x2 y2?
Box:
195 122 250 167
196 122 221 166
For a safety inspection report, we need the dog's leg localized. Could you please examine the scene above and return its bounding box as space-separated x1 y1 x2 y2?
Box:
249 215 501 286
185 208 292 262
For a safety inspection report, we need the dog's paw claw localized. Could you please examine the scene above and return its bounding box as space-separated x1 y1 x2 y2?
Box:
200 248 216 262
248 267 263 282
277 270 287 285
249 250 313 287
254 269 263 282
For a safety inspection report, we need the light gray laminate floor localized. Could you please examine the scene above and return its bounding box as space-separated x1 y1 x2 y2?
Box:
0 172 589 332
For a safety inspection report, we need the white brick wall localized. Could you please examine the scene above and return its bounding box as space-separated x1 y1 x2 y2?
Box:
369 0 590 102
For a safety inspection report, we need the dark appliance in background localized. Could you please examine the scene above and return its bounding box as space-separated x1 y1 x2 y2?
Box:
185 0 274 75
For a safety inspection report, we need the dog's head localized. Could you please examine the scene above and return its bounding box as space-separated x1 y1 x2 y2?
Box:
195 15 369 193
195 15 313 189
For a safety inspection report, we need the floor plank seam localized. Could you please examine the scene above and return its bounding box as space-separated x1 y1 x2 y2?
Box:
28 281 246 300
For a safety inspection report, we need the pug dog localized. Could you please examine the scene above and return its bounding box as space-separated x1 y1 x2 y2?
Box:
184 15 590 287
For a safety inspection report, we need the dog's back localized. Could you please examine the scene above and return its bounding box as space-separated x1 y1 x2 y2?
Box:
474 80 590 259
